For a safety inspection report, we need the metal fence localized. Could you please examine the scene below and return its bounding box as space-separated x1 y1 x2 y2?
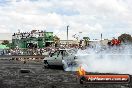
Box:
0 48 55 56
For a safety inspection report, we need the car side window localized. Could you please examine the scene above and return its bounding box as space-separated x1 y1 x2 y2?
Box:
52 51 59 57
60 50 64 56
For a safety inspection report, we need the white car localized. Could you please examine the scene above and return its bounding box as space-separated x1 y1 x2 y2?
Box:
43 49 78 70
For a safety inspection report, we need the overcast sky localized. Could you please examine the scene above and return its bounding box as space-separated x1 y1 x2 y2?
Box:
0 0 132 40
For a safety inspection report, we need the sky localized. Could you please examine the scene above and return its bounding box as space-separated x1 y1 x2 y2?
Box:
0 0 132 40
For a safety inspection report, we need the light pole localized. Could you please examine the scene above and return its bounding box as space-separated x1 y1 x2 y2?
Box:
79 32 82 46
101 33 102 40
67 25 69 45
79 32 82 40
67 25 69 41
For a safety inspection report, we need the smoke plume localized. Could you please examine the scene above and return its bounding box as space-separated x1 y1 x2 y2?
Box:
75 44 132 74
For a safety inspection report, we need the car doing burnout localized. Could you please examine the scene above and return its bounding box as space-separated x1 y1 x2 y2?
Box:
43 49 78 70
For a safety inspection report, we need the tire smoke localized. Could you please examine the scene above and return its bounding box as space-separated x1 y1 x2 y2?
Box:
76 44 132 74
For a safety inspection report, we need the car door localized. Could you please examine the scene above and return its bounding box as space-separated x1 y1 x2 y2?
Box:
63 50 76 66
48 51 59 65
62 51 71 64
54 50 64 66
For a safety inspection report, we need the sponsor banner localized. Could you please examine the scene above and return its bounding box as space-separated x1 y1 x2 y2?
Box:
83 74 130 83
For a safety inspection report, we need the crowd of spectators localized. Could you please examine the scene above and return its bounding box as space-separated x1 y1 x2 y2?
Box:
0 47 57 56
0 44 85 56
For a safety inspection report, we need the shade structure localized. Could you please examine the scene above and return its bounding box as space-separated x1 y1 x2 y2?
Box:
0 44 9 49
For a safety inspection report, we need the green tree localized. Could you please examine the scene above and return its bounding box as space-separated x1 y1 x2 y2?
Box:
1 40 10 45
53 35 60 47
118 33 132 43
83 37 90 46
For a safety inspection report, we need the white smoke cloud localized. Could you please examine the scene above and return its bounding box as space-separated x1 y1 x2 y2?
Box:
76 45 132 74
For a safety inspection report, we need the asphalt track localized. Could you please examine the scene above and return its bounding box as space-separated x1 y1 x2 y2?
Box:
0 59 131 88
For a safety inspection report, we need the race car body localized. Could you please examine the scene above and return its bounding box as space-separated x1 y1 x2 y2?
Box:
43 49 78 70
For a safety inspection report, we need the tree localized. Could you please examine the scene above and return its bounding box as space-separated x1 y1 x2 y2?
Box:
1 40 10 45
53 35 60 47
31 30 37 33
83 37 90 46
118 33 132 43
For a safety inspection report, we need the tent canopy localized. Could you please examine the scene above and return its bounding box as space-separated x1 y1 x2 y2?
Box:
0 44 9 49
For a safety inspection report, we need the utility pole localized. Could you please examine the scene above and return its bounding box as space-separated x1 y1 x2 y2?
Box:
101 33 103 45
67 25 69 41
67 25 69 45
101 33 102 40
